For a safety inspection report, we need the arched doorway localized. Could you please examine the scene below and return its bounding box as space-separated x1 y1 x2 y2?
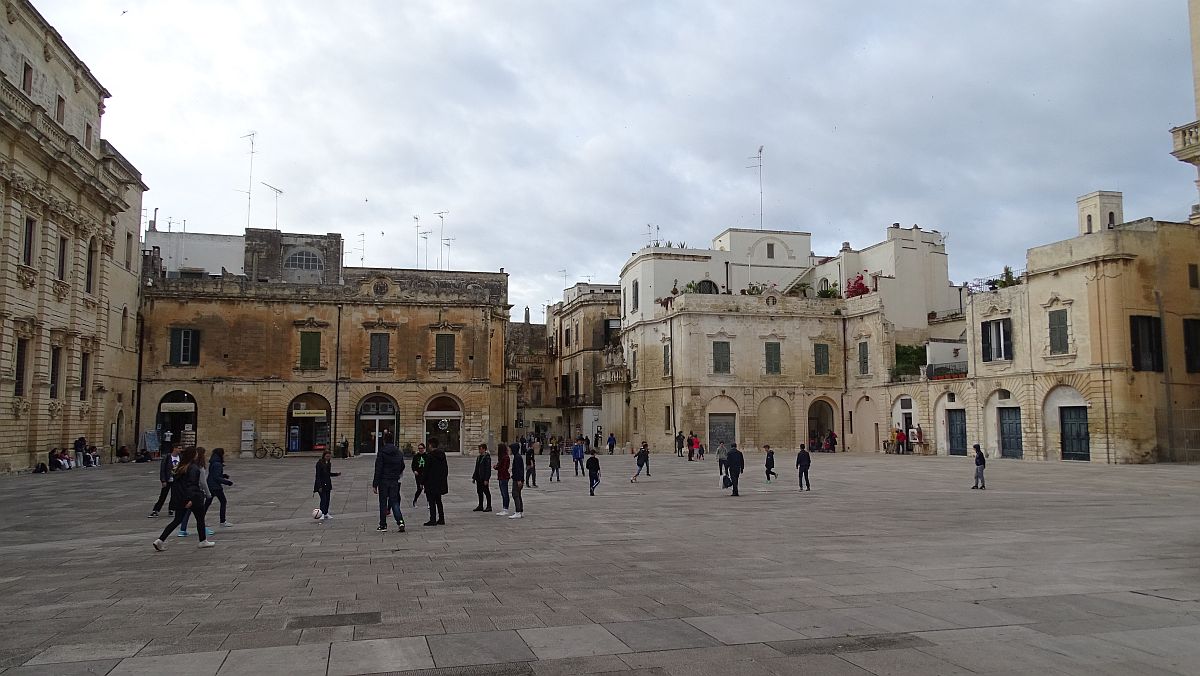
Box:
287 393 331 454
706 395 739 449
934 391 967 456
1043 386 1089 461
424 395 462 454
356 394 397 455
852 396 881 452
807 399 835 449
983 389 1022 459
757 396 793 449
157 390 197 449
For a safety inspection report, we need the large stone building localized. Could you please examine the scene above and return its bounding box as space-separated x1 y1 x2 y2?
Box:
140 229 509 457
546 283 621 442
0 0 145 472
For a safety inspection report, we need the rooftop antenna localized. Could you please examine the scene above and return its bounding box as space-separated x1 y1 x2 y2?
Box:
442 236 456 270
358 232 366 266
558 268 568 290
260 182 283 230
746 145 763 230
240 131 256 229
412 215 420 268
434 210 449 270
419 230 432 269
165 216 174 232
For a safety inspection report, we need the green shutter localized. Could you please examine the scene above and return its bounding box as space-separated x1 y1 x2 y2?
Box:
858 341 869 375
713 341 730 374
814 343 829 375
1184 319 1200 373
435 334 455 370
190 330 200 365
765 342 781 374
1049 310 1068 355
300 331 321 368
170 329 182 365
370 333 389 369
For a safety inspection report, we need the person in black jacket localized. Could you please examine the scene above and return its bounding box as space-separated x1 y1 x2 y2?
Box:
148 445 182 517
764 445 777 482
411 443 427 507
472 443 492 512
972 444 986 489
205 447 234 526
796 444 811 491
423 444 449 526
372 433 406 532
726 443 745 497
586 451 601 495
314 450 340 519
152 447 212 550
508 442 525 519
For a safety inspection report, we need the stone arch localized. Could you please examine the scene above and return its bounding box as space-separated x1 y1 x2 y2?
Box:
424 394 464 453
982 387 1023 458
696 279 719 294
757 395 793 450
933 389 968 455
851 394 881 452
705 395 739 449
286 392 331 453
156 390 197 448
1042 385 1089 461
807 398 837 449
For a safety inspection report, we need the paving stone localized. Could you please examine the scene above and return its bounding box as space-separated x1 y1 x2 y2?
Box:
2 659 121 675
517 624 632 659
24 641 148 665
602 619 722 652
215 643 330 676
108 650 228 676
328 637 433 675
287 611 381 629
838 647 975 675
427 630 536 668
682 614 804 645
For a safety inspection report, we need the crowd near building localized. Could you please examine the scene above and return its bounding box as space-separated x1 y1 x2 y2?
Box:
2 0 1199 472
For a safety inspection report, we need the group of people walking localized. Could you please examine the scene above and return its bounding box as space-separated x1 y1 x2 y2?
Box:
150 445 234 550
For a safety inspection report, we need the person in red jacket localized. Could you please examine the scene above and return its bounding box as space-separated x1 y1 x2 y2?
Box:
495 446 512 516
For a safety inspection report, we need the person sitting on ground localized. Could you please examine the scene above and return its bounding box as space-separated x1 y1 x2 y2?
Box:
88 446 101 467
135 449 151 463
48 448 62 471
116 445 132 463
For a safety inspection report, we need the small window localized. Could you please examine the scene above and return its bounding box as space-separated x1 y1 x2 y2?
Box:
170 328 200 366
981 318 1013 362
997 389 1011 400
633 406 639 431
49 347 62 400
121 308 128 347
1108 211 1116 228
85 123 93 148
947 393 956 403
1086 214 1093 233
765 341 781 375
565 327 571 346
22 63 33 95
631 280 640 311
1130 315 1163 372
1185 319 1200 373
79 352 90 401
631 350 637 379
55 96 65 124
814 343 830 375
284 250 324 270
664 405 672 431
663 343 671 376
1049 309 1069 355
434 333 455 370
848 410 854 434
819 278 830 292
900 397 912 410
713 341 731 374
300 331 322 368
57 236 69 280
858 341 869 375
125 233 134 270
1189 263 1199 289
22 217 35 266
766 243 775 259
369 333 390 369
14 338 29 396
85 237 98 294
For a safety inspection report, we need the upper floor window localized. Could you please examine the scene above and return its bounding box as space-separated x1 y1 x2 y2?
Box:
630 280 639 311
697 279 719 294
14 338 29 397
55 96 65 124
1086 214 1093 233
85 237 98 294
712 341 731 374
369 333 390 370
765 341 781 374
1108 211 1116 228
21 63 33 95
981 318 1013 362
631 350 637 380
49 347 62 400
1184 319 1200 374
1048 309 1069 355
170 328 200 366
858 341 869 375
814 343 830 375
285 250 324 270
125 233 134 270
565 327 571 346
22 218 36 266
57 236 69 280
299 331 322 369
663 343 671 376
1189 263 1199 289
121 307 129 347
1130 315 1162 372
766 243 775 259
434 333 455 370
79 352 90 401
85 123 93 149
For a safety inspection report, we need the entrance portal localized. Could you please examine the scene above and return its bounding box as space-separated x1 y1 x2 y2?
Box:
287 393 331 454
424 395 462 454
807 399 835 448
157 390 197 448
356 395 397 455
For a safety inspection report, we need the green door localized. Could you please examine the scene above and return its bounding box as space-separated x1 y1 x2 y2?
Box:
999 407 1023 459
947 409 967 456
1060 406 1090 461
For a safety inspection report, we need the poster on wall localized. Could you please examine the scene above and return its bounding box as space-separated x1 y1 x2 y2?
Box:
143 430 160 455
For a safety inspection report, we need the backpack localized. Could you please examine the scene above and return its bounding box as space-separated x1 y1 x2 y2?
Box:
33 463 48 474
722 475 733 489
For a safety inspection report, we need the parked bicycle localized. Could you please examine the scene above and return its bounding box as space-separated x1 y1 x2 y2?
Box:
254 440 285 459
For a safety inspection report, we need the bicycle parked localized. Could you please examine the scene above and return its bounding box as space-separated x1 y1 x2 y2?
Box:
254 440 285 459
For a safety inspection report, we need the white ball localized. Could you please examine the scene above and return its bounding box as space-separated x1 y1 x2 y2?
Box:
312 508 322 519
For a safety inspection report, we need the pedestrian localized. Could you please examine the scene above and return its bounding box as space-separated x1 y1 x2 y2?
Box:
524 444 537 488
631 443 649 482
607 432 616 455
410 443 427 506
533 437 542 455
548 444 561 482
371 433 407 533
586 450 601 495
764 445 777 482
895 427 907 455
796 443 811 491
972 444 986 489
472 443 492 512
726 443 744 497
148 445 181 518
571 438 586 476
313 450 339 519
424 443 449 526
675 431 685 457
687 432 697 461
697 441 705 460
827 431 838 453
152 446 213 551
495 445 512 516
509 442 525 519
205 447 234 527
73 436 86 468
717 442 728 476
178 447 214 538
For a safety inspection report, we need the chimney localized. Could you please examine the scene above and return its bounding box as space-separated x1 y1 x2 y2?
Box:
524 306 530 324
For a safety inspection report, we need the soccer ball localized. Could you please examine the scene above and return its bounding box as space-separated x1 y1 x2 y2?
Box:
312 508 322 520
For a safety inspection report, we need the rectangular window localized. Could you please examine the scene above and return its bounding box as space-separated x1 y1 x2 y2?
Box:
1190 263 1199 289
858 341 869 375
574 371 580 400
980 318 1014 362
766 242 775 259
1130 315 1163 372
22 63 33 94
22 217 35 266
300 331 322 368
814 343 829 375
125 233 134 270
631 280 639 311
1048 309 1069 355
369 333 390 369
633 406 639 431
434 333 455 370
713 341 731 374
55 96 65 124
14 338 29 397
85 243 96 294
79 352 90 400
169 328 200 365
664 405 672 431
57 236 69 280
663 343 671 376
1185 319 1200 373
765 341 781 374
848 410 854 434
85 123 93 148
565 327 571 346
631 350 637 379
49 347 61 400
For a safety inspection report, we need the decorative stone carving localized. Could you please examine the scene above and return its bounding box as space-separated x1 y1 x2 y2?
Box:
16 265 37 289
293 317 330 328
6 2 17 24
13 317 35 339
43 37 52 62
78 400 91 417
83 297 99 311
362 318 399 330
52 279 70 302
48 399 64 419
11 397 30 419
73 72 81 93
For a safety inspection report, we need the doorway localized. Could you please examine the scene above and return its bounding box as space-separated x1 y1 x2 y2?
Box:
356 395 397 455
808 399 835 448
287 393 331 454
947 409 967 456
156 390 197 449
708 413 736 448
1060 406 1090 461
424 395 462 454
999 407 1023 459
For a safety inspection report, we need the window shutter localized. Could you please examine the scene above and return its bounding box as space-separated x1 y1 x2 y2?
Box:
713 341 730 374
300 331 321 368
191 330 200 365
435 334 455 370
858 342 869 374
1049 310 1068 355
370 333 389 369
1130 316 1143 370
765 342 781 374
170 329 182 364
1001 318 1013 361
1185 319 1200 373
981 321 992 362
1151 316 1163 372
814 343 829 375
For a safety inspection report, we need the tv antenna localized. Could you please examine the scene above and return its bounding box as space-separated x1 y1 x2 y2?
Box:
434 211 449 270
442 236 456 270
558 268 568 289
412 215 420 268
746 145 763 230
260 182 283 230
358 232 366 266
419 230 432 269
240 131 256 229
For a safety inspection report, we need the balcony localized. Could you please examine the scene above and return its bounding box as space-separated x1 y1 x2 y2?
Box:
505 368 521 382
927 361 968 380
556 395 599 408
1171 120 1200 164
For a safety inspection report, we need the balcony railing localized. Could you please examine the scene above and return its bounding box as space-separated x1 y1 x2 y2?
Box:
1171 120 1200 163
556 395 599 408
927 361 968 380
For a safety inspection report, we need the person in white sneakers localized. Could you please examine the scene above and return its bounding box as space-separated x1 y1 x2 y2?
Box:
153 447 214 551
508 442 524 518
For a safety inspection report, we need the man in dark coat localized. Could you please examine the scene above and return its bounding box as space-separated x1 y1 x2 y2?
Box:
472 443 492 512
726 442 745 497
796 443 811 491
372 434 406 532
972 444 986 489
423 444 449 525
509 442 525 518
149 445 181 517
675 431 685 457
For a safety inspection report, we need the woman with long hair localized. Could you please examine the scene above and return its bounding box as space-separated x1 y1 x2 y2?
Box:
153 447 214 550
313 450 339 519
206 447 234 527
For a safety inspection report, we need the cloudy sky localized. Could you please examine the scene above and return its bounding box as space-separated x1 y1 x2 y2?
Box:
40 0 1196 319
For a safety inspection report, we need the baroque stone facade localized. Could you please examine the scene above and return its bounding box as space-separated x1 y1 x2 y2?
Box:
0 0 145 472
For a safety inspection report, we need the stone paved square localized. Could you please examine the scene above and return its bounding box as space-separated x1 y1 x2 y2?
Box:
1 452 1199 675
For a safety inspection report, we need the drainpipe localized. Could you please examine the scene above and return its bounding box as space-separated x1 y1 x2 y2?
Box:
133 310 146 453
669 310 677 443
1156 290 1174 462
333 303 342 455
